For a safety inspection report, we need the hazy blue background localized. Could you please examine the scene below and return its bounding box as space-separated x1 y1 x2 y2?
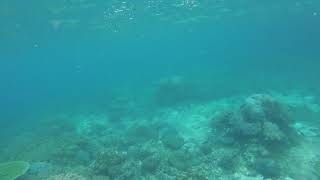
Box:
1 0 320 133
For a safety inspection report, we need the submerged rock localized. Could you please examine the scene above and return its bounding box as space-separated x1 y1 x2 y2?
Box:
127 145 153 160
161 132 185 150
141 155 160 173
254 158 282 178
217 153 238 173
168 150 195 170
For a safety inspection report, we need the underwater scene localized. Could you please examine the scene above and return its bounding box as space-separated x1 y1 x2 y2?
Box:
1 0 320 179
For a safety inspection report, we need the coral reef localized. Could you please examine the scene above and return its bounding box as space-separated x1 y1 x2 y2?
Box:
254 158 282 178
1 92 319 179
209 94 307 178
141 155 160 173
46 173 86 180
91 148 127 177
212 94 299 152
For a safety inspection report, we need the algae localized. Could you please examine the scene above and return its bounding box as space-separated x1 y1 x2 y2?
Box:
0 161 30 180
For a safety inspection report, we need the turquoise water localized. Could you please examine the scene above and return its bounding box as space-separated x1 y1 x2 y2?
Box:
1 0 320 179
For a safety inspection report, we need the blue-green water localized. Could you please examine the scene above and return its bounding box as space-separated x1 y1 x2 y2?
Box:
1 0 320 179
